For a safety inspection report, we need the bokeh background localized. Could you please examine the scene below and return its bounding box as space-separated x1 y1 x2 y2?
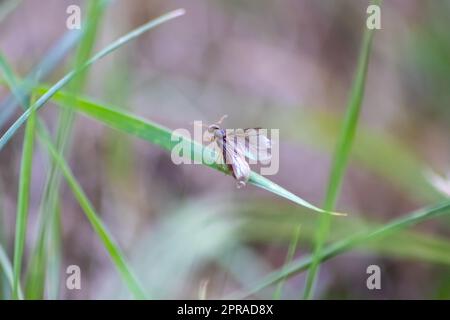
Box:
0 0 449 299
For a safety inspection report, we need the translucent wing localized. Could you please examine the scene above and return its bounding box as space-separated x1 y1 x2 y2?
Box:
209 140 224 165
226 128 272 162
223 139 251 187
211 135 250 187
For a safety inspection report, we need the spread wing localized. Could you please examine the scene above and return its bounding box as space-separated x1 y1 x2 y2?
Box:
225 128 272 162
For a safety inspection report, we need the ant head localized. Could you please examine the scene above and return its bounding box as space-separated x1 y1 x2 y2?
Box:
193 115 228 133
207 124 220 133
208 114 228 132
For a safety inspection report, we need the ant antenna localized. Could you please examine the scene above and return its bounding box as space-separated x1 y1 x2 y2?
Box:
190 115 228 128
216 114 228 125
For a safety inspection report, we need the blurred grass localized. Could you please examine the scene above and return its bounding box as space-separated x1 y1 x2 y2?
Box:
0 8 186 151
410 2 450 120
238 202 450 266
0 53 35 300
286 109 442 202
303 1 379 299
103 49 134 185
12 99 35 300
0 8 187 299
0 64 149 300
41 135 148 299
0 30 83 130
273 225 301 299
127 199 239 299
230 199 450 298
28 0 107 299
0 243 23 299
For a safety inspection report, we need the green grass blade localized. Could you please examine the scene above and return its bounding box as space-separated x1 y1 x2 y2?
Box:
0 56 49 298
273 225 301 299
0 30 83 130
46 199 62 300
238 201 450 265
0 53 29 107
12 108 36 300
39 132 148 299
303 0 380 299
0 54 147 299
40 0 107 300
24 229 46 298
0 8 186 151
56 0 106 151
0 50 59 299
229 199 450 299
0 244 13 294
277 108 441 202
0 52 36 300
46 89 344 215
0 244 24 299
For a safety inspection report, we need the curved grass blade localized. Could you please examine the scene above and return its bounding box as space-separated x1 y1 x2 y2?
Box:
249 174 346 216
228 199 450 299
0 30 82 130
0 56 147 299
45 89 345 216
303 0 380 299
238 202 450 270
0 8 186 151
